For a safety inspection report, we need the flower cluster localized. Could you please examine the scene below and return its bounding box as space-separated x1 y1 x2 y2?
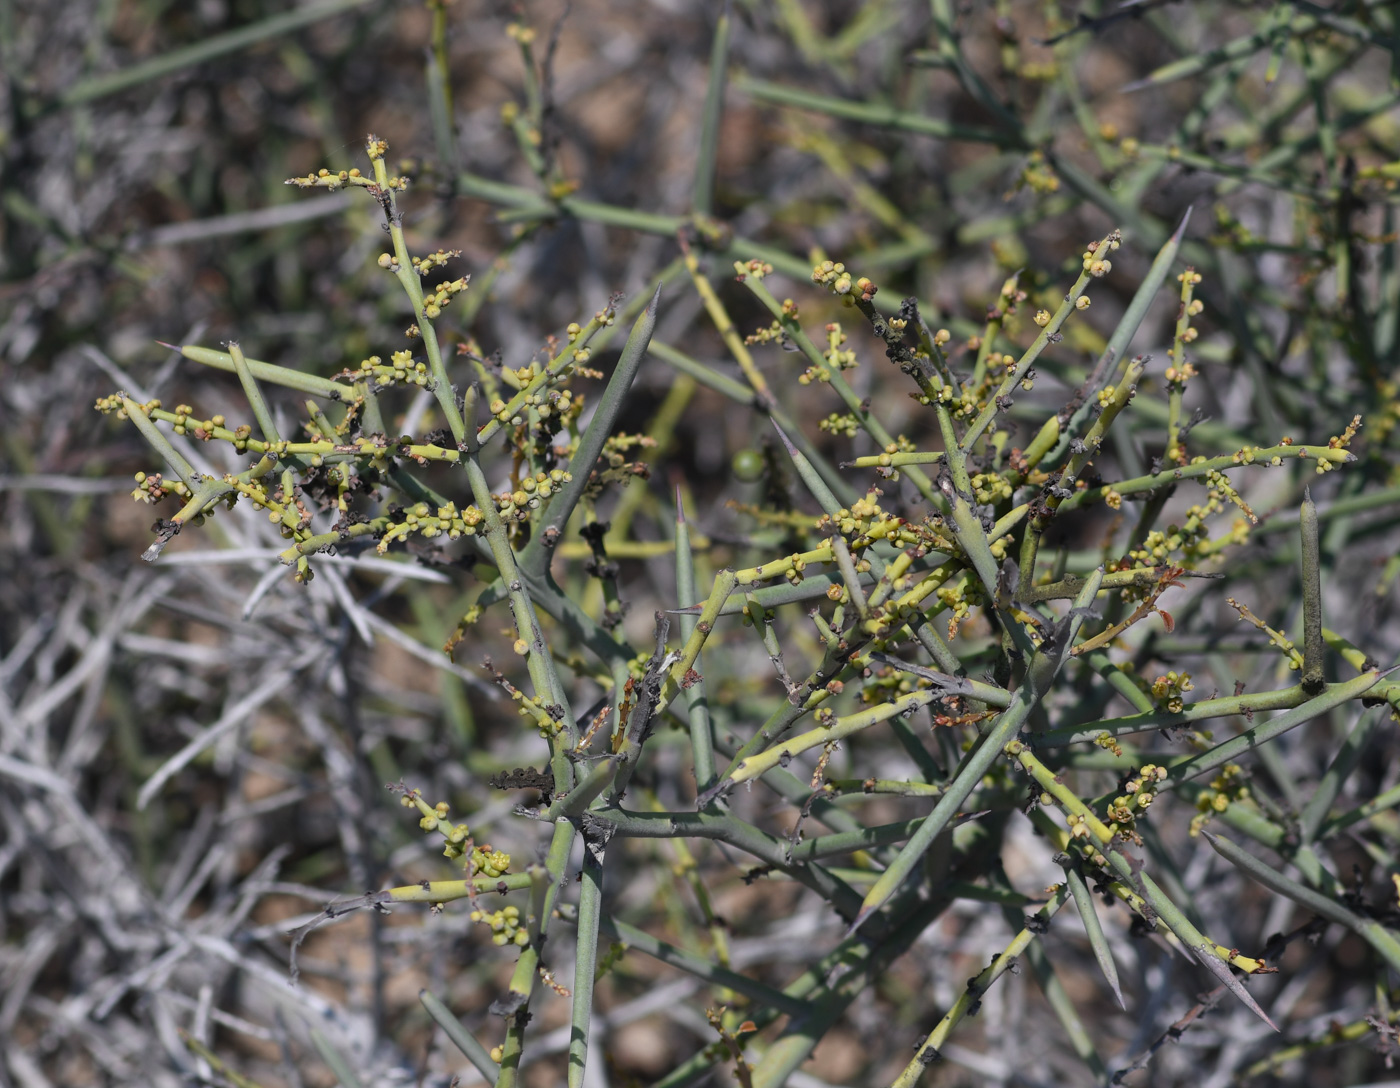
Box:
1081 233 1121 277
131 471 180 504
1013 150 1061 196
811 260 876 302
1150 671 1195 713
1103 763 1168 843
1190 763 1251 836
400 792 512 873
470 905 530 947
378 501 480 554
815 490 898 542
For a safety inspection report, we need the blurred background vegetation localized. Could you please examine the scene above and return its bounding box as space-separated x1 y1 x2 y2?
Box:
3 1 1400 1086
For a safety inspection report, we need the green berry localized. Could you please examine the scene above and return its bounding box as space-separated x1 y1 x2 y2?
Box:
731 449 765 483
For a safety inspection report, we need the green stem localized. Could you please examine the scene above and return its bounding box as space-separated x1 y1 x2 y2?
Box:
419 989 498 1082
849 569 1104 934
519 287 661 575
567 838 605 1088
889 886 1071 1088
1299 489 1326 693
